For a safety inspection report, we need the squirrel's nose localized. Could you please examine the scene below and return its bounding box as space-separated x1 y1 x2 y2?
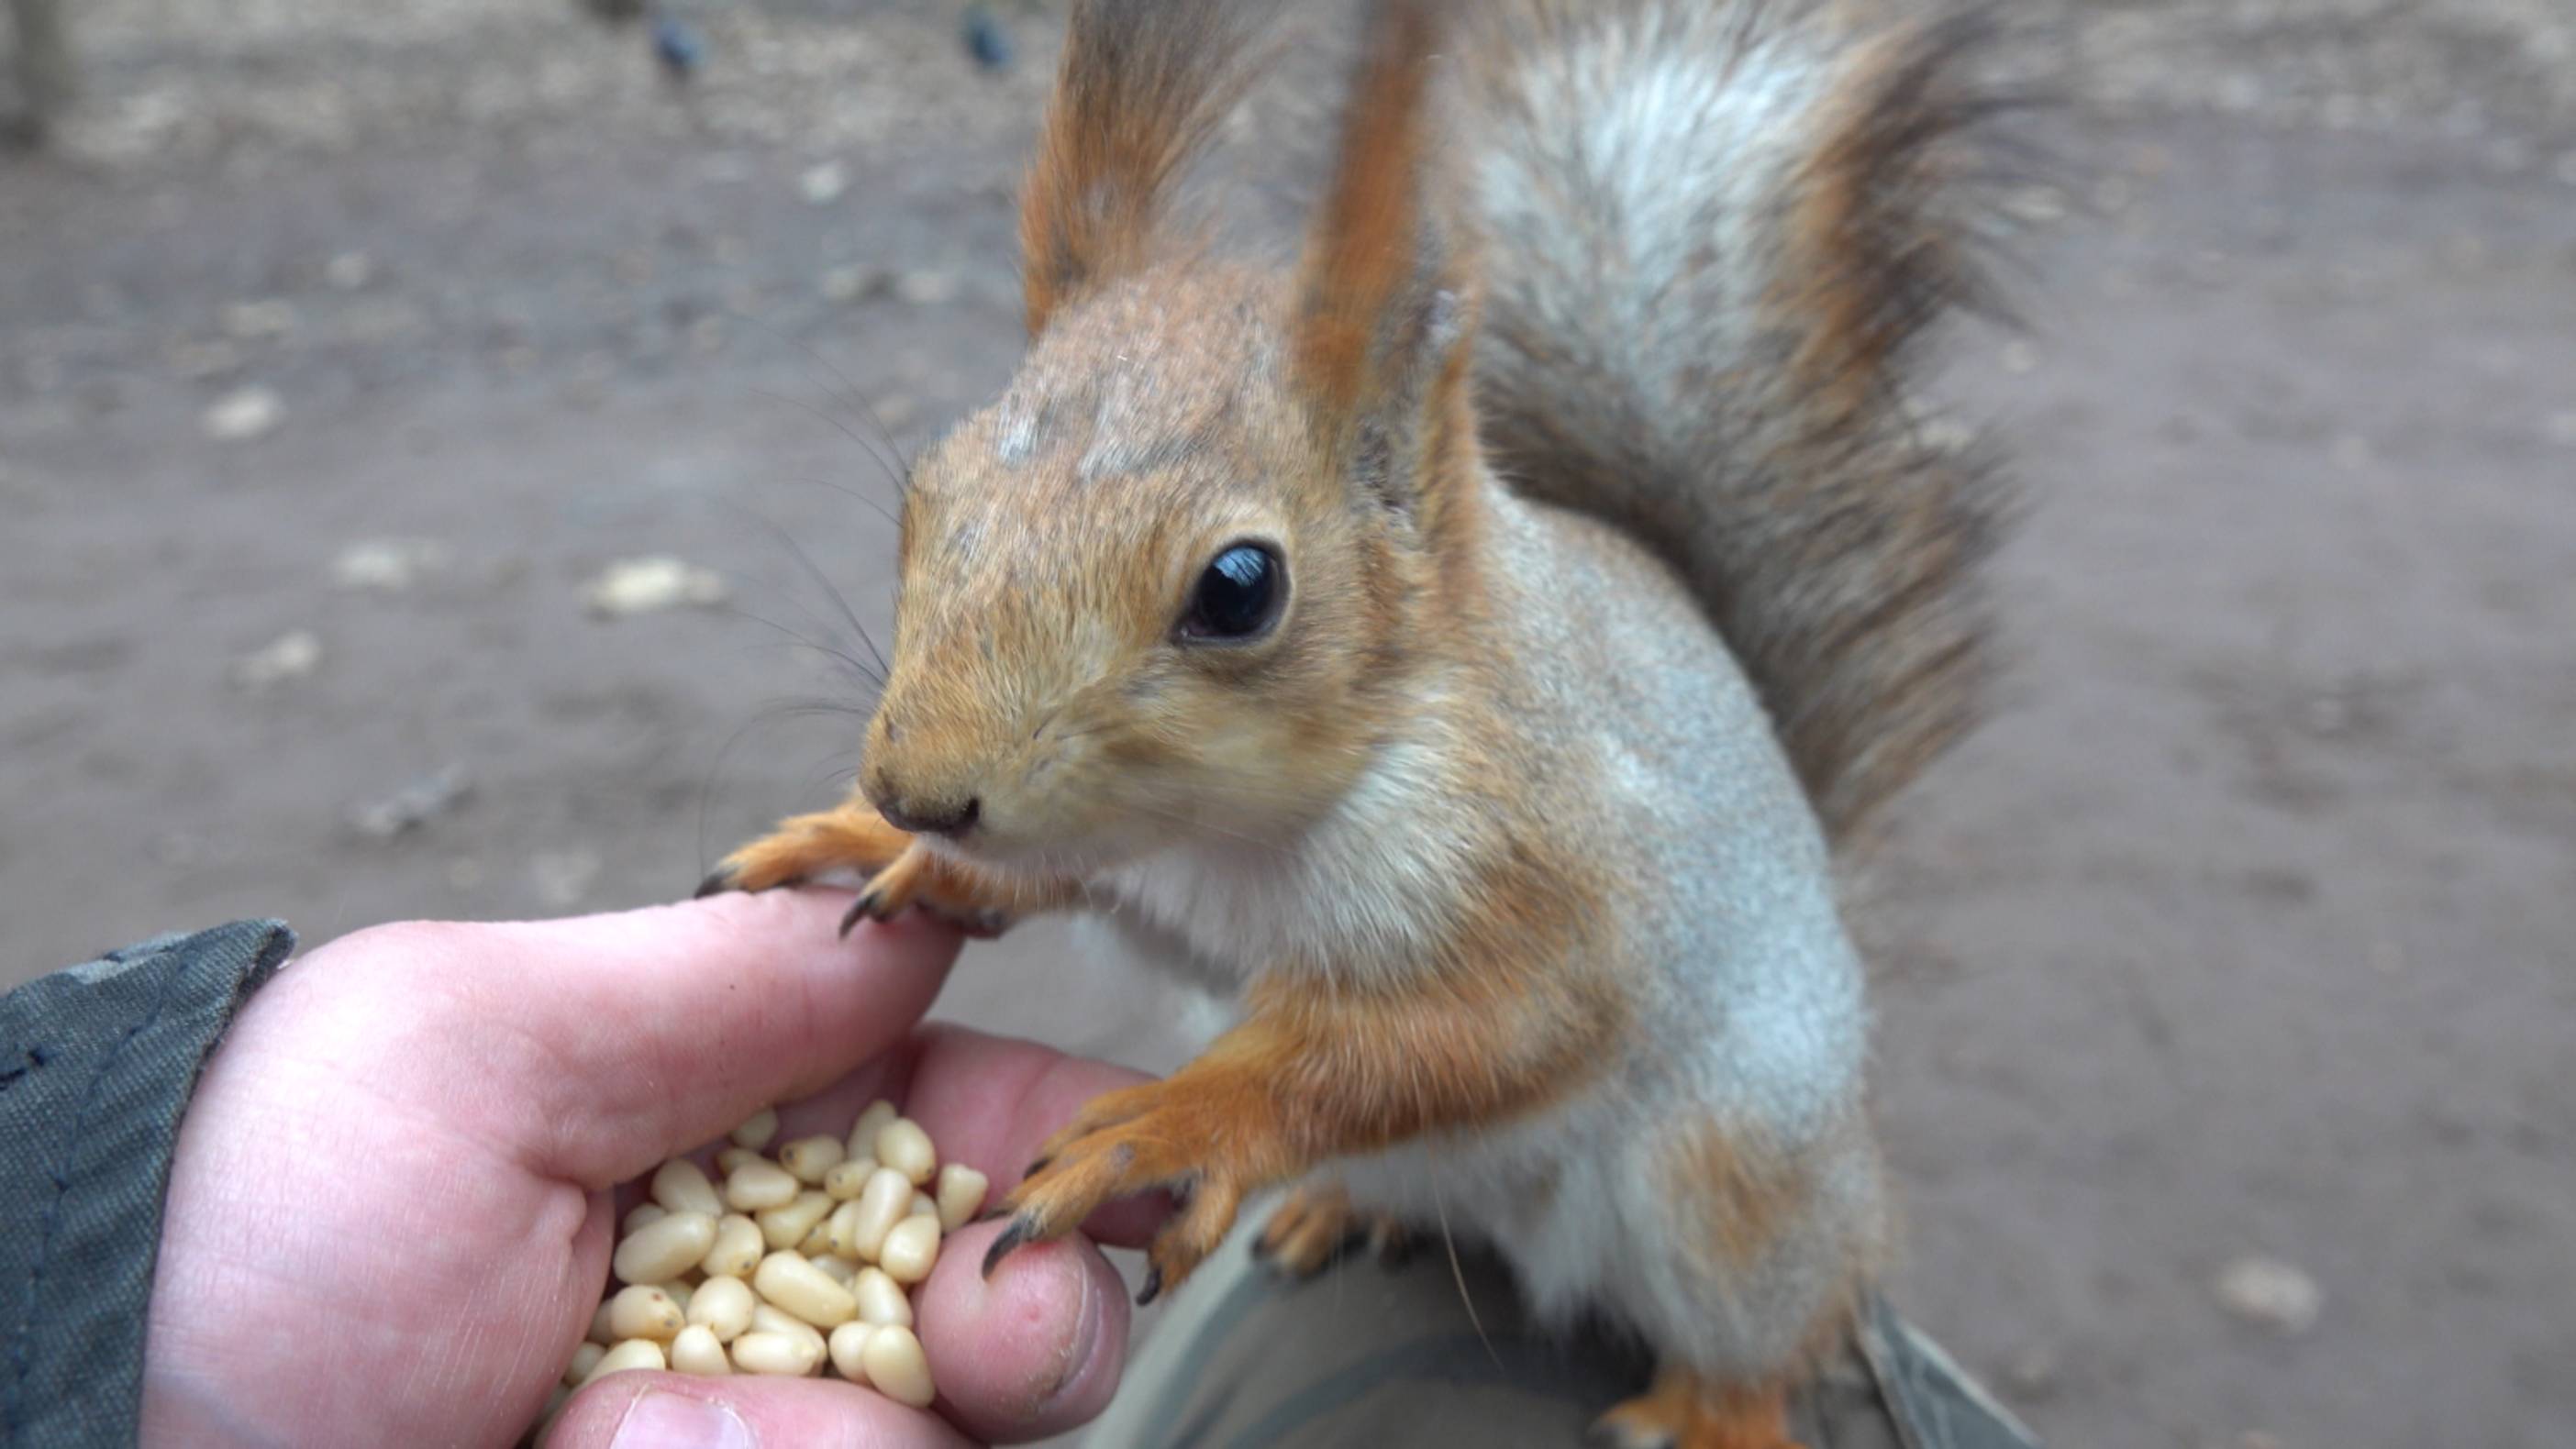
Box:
879 794 981 838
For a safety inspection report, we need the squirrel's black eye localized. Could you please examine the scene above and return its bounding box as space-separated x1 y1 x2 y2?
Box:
1182 543 1284 642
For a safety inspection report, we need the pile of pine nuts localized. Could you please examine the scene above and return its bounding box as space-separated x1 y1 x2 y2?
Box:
546 1100 989 1421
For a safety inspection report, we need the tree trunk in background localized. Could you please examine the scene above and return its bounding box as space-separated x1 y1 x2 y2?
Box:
9 0 75 143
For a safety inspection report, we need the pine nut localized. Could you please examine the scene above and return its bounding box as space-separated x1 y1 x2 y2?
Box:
584 1337 667 1385
670 1324 731 1376
797 1219 836 1257
566 1097 959 1393
827 1322 876 1383
758 1189 836 1251
730 1330 823 1377
824 1159 878 1200
614 1210 716 1288
606 1284 685 1343
934 1164 989 1233
725 1158 799 1211
778 1135 845 1185
824 1200 864 1259
880 1215 942 1285
854 1266 912 1328
846 1167 912 1262
846 1101 898 1161
751 1303 826 1354
875 1118 937 1186
754 1250 860 1328
701 1213 763 1278
730 1107 780 1150
860 1324 936 1408
685 1273 755 1344
650 1158 724 1217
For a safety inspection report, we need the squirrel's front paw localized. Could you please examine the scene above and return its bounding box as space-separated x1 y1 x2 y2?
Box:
984 1079 1274 1304
696 806 908 897
838 842 1016 940
697 805 1016 938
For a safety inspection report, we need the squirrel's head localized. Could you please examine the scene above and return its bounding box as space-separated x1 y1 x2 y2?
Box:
858 0 1474 875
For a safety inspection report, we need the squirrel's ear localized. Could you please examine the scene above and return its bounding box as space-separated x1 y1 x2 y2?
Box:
1292 0 1476 514
1018 0 1266 336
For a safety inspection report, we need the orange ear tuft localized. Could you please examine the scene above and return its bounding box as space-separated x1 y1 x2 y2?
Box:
1018 0 1270 336
1292 0 1471 449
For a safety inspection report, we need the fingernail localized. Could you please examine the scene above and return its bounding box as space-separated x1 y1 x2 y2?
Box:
611 1388 757 1449
1040 1250 1106 1414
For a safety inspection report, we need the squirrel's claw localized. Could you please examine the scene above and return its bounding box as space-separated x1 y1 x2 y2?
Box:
837 893 881 939
979 1217 1035 1279
984 1078 1257 1301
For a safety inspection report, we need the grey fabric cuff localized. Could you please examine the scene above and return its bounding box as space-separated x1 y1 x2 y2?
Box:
0 921 297 1448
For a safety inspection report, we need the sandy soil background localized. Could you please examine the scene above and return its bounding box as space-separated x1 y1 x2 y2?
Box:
4 2 2571 1446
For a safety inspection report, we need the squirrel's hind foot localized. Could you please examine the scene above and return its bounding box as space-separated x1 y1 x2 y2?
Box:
1590 1370 1803 1449
1250 1180 1415 1280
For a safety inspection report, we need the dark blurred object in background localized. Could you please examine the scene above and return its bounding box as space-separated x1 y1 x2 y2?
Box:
6 0 75 147
574 0 701 85
963 4 1012 72
652 16 705 84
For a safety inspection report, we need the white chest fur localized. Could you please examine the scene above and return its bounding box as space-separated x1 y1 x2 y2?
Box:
1094 732 1479 991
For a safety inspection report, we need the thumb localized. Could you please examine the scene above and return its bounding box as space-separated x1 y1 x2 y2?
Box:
491 890 963 1186
311 889 963 1188
543 1375 974 1449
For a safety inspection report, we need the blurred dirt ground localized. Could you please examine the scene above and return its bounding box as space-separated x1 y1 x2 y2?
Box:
3 2 2572 1447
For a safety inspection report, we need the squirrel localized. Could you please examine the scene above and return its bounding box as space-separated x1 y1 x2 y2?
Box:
702 0 2002 1443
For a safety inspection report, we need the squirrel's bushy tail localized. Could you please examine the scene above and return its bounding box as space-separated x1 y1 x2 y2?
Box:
1458 0 2004 845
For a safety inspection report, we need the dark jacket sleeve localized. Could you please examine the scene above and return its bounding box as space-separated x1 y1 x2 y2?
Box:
1 922 296 1449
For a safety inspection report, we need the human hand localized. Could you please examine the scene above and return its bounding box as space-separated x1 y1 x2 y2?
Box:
140 890 1160 1448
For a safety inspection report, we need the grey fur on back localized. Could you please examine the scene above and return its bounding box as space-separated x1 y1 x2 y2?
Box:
1454 0 2003 845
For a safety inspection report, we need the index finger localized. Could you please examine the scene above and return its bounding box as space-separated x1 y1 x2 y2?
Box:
897 1025 1171 1251
744 1024 1171 1252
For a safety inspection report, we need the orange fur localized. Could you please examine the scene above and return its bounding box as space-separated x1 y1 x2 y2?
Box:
996 841 1627 1292
1593 1370 1803 1449
1781 30 1917 428
1293 0 1442 424
1289 0 1496 624
1016 0 1269 335
1251 1179 1413 1278
706 803 916 893
705 802 1072 927
1670 1119 1811 1273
